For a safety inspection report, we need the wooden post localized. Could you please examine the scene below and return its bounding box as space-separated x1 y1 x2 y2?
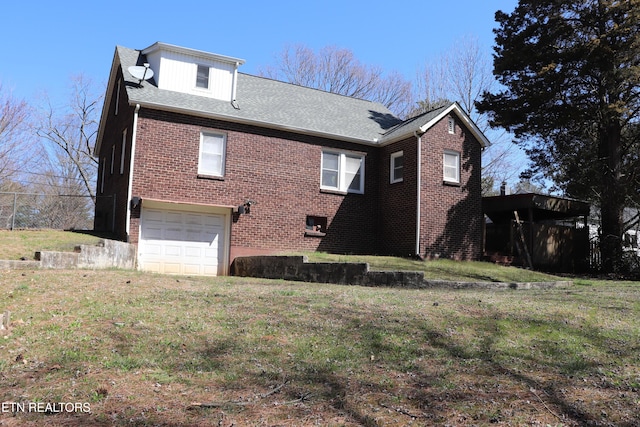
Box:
514 211 533 269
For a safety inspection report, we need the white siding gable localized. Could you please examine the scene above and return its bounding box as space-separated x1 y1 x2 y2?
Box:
142 42 244 102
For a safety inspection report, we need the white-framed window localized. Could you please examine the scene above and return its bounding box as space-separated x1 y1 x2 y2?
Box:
198 132 226 177
196 64 209 89
120 128 127 174
448 117 455 134
443 150 460 184
390 151 404 183
321 150 365 194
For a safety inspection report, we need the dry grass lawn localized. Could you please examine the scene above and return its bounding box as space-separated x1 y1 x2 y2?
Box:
0 269 639 426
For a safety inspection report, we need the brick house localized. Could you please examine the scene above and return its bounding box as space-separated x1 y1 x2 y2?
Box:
94 42 489 275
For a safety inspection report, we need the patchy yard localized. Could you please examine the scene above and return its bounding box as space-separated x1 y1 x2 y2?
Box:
0 269 639 426
0 230 104 261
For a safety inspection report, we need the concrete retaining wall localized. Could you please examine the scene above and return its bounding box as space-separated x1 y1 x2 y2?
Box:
231 255 573 289
77 239 136 269
34 239 136 270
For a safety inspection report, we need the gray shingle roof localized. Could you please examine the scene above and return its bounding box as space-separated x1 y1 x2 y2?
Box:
117 46 402 144
97 44 489 154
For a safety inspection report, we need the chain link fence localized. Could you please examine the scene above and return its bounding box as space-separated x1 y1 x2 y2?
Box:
0 192 113 231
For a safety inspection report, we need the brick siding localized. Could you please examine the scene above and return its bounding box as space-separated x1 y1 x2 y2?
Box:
128 109 380 255
96 104 483 263
419 114 483 260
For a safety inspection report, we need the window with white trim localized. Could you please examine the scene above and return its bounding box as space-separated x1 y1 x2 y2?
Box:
443 150 460 184
196 64 209 89
390 151 403 183
448 117 455 134
198 132 226 177
321 151 365 194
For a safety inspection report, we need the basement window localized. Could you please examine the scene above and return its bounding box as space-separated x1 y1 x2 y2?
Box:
305 215 327 237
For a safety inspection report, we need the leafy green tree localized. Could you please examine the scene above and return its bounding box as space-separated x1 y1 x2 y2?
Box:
477 0 640 273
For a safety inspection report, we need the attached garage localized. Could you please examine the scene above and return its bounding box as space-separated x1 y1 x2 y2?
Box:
138 201 231 276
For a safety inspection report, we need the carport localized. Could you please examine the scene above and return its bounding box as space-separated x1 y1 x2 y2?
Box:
483 193 590 272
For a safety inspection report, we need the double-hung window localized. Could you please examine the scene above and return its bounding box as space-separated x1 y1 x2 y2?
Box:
196 64 209 89
443 150 460 184
390 151 403 183
321 151 365 194
198 132 226 177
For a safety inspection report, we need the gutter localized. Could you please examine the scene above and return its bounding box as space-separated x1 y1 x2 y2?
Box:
125 104 141 241
414 130 423 257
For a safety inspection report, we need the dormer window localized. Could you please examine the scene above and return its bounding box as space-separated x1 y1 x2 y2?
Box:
196 65 209 89
141 42 244 101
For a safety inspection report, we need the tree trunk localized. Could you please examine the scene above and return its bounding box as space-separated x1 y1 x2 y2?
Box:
598 123 624 274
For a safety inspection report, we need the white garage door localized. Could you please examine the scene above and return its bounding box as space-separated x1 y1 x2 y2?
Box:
139 207 227 276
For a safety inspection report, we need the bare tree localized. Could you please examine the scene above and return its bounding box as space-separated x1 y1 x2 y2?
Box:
0 84 30 189
34 75 101 200
415 36 526 194
260 44 414 118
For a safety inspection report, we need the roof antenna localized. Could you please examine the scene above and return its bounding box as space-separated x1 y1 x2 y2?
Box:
128 63 154 85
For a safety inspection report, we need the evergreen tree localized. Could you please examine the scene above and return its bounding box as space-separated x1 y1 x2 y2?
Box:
477 0 640 273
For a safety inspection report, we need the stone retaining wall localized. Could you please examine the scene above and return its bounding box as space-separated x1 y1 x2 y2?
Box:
231 256 572 289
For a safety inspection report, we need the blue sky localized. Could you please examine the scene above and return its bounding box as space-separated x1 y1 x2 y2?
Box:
1 0 518 104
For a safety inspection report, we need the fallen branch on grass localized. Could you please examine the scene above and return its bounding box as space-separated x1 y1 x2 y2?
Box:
530 387 563 421
379 401 425 419
187 380 290 410
280 392 313 405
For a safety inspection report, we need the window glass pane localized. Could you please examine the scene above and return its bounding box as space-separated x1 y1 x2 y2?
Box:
345 155 362 174
345 155 362 192
347 171 361 191
322 170 339 188
392 153 403 181
323 152 339 170
203 135 223 154
202 153 222 173
196 65 209 89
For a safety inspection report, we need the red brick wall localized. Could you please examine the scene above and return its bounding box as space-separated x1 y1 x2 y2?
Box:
94 68 135 241
379 137 419 257
97 104 483 263
128 109 381 255
419 114 483 260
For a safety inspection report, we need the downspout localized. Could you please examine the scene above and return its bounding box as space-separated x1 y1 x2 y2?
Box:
231 62 240 109
414 130 423 257
125 104 141 241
